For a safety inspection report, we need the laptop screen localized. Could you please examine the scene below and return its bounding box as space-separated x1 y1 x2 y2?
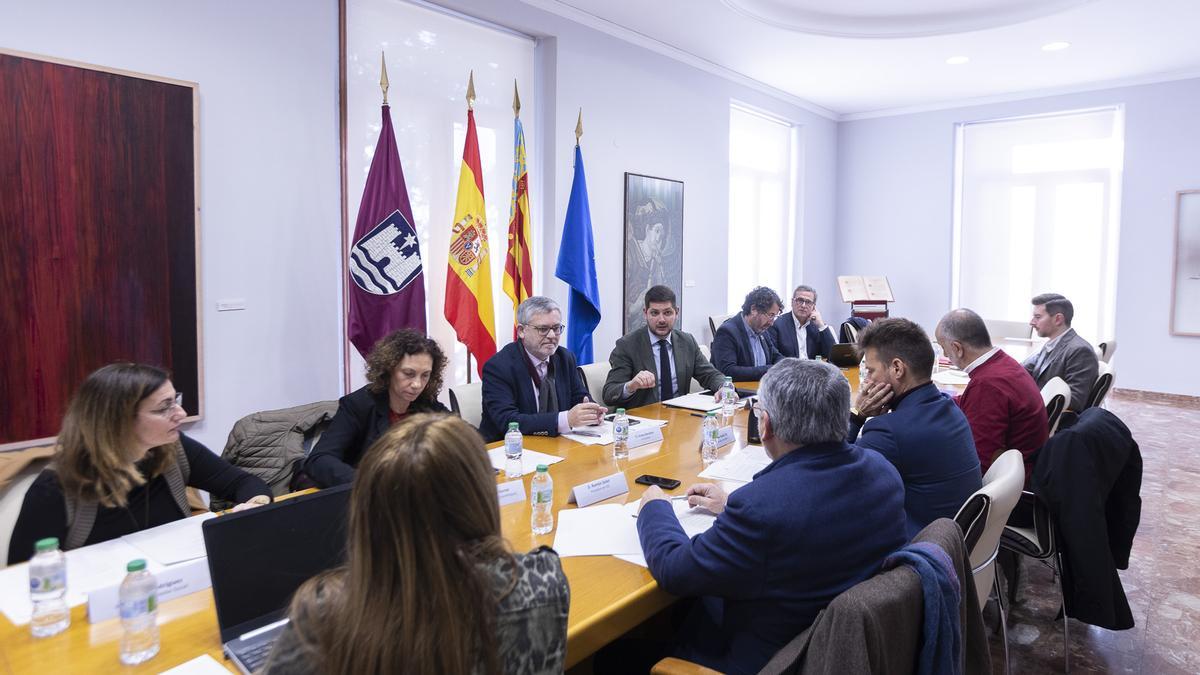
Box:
202 485 352 642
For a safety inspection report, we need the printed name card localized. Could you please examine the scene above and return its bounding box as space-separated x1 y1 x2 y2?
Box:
87 557 211 623
627 424 664 449
715 426 737 449
568 471 630 507
496 479 527 506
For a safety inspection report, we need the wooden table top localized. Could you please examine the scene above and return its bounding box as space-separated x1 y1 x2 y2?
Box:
0 367 864 673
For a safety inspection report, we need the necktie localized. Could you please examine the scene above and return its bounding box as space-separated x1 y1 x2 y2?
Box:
658 339 673 402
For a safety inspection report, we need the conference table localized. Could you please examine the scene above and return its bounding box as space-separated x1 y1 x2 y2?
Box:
0 369 872 673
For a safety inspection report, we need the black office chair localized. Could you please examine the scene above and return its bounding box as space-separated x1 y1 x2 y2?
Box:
1045 393 1066 437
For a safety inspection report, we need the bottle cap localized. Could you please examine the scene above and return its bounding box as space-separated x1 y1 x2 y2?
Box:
725 376 733 382
508 422 519 431
34 537 59 553
706 411 716 417
126 559 147 572
536 464 549 472
616 408 625 414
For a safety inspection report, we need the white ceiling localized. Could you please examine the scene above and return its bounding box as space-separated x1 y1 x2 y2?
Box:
520 0 1200 119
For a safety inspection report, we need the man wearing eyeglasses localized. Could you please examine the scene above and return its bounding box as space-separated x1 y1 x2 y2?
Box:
603 285 727 409
710 286 785 381
479 295 606 442
769 285 835 361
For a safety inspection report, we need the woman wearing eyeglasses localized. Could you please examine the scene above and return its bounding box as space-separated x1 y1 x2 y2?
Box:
301 329 450 488
7 363 271 565
262 414 569 675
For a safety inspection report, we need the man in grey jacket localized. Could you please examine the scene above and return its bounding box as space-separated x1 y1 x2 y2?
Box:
603 285 727 409
1023 293 1100 410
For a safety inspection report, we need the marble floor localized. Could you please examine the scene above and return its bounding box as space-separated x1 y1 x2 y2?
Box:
987 391 1200 674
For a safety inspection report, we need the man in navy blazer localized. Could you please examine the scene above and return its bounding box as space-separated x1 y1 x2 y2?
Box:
769 284 836 360
638 359 907 675
710 286 784 381
850 318 982 537
479 296 605 442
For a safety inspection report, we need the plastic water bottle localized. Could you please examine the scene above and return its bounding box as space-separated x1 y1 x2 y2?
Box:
701 412 720 464
118 559 160 665
530 465 554 535
29 537 69 637
932 342 944 374
613 408 630 460
720 377 738 427
503 422 523 479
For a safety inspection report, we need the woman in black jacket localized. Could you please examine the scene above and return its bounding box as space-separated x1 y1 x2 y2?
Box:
302 329 449 487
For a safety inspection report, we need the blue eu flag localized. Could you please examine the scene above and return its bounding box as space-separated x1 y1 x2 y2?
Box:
555 144 601 364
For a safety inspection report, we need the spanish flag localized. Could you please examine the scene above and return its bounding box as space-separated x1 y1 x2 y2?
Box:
502 82 533 341
445 91 497 375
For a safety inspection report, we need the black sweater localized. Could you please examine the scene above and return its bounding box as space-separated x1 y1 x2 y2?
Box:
7 434 269 565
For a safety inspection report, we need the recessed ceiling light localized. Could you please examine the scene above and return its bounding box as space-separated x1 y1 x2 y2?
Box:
946 56 970 65
1042 41 1071 51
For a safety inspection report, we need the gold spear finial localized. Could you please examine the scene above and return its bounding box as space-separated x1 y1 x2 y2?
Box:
466 70 476 110
380 52 390 105
513 79 521 118
575 108 583 144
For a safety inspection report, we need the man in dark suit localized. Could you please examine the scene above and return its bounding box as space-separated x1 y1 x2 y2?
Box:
479 296 605 441
710 286 784 381
637 359 907 675
1022 293 1099 411
850 318 982 537
769 284 836 360
603 285 727 409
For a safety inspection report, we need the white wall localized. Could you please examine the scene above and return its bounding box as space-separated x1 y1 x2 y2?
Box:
837 77 1200 397
433 0 840 351
1 0 343 449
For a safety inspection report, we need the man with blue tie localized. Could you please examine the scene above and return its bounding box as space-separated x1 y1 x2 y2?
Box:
603 285 727 409
711 287 784 381
769 284 836 360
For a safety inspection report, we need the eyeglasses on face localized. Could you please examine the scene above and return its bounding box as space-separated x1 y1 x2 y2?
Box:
792 297 816 307
148 392 184 417
523 323 566 337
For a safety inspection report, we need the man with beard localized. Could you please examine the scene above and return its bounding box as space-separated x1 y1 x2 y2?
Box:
604 285 727 409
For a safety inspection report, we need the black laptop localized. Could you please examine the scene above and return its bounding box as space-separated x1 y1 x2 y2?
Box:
202 485 351 674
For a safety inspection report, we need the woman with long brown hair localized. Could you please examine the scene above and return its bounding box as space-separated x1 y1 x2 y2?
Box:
8 363 271 564
263 414 570 674
302 329 450 487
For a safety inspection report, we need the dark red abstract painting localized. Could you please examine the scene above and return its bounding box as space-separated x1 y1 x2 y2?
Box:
0 51 199 447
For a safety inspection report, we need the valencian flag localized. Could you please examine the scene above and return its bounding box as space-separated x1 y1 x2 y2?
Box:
502 81 533 341
554 111 601 364
347 87 427 357
445 73 497 376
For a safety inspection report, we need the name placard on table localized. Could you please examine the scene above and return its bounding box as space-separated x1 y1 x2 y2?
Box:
567 471 630 507
627 424 664 449
497 479 527 506
86 557 211 623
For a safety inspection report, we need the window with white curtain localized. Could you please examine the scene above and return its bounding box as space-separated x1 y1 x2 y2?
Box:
346 0 536 388
953 107 1124 345
728 104 798 312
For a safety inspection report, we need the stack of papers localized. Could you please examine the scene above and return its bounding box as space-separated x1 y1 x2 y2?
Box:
932 369 970 386
661 392 722 412
563 415 667 446
697 446 772 482
616 499 718 568
550 498 719 567
122 512 215 565
487 447 566 476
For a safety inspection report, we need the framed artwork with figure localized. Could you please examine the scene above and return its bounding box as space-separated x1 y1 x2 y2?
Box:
623 173 684 333
1172 189 1200 336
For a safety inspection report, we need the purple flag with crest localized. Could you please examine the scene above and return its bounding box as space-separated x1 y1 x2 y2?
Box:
348 105 427 356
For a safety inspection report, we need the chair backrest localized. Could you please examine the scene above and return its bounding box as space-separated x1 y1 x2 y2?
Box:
1086 361 1115 409
1097 339 1117 363
577 361 611 408
707 313 737 343
1040 376 1071 411
983 318 1033 342
1 454 53 568
698 343 710 361
954 449 1025 605
839 320 859 345
1045 393 1067 437
448 381 484 429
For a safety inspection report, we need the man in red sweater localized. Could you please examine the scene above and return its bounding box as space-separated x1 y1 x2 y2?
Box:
935 309 1048 481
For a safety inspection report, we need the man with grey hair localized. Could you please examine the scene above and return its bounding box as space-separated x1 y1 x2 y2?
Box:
1024 292 1099 410
479 296 605 441
635 359 906 674
769 284 835 360
936 308 1047 481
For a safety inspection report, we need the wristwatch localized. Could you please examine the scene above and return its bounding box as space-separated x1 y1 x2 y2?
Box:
849 407 867 425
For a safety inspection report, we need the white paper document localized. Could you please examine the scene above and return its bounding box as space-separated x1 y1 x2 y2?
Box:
563 415 667 446
158 654 236 674
487 447 566 476
697 446 772 482
661 392 722 412
122 512 216 566
551 504 643 557
932 369 970 386
615 498 719 567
